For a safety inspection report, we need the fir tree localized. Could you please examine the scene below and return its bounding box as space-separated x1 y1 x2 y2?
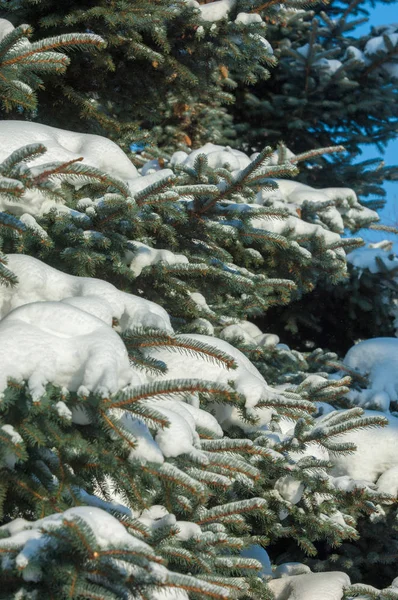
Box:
0 0 277 149
230 0 398 198
0 16 104 117
0 2 397 599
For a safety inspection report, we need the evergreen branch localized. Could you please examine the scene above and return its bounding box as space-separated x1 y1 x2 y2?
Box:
123 329 237 369
31 157 84 185
101 380 239 410
291 145 346 164
0 143 47 176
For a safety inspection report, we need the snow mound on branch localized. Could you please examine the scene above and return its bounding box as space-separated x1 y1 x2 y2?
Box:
376 466 398 496
171 142 251 175
138 505 202 541
364 25 398 78
1 254 172 332
0 120 139 183
256 179 378 233
348 243 398 274
167 142 376 236
197 0 236 22
146 399 223 458
221 320 280 348
126 241 189 277
344 338 398 411
0 18 14 40
0 301 135 399
330 410 398 482
112 399 223 461
268 570 350 600
251 212 344 256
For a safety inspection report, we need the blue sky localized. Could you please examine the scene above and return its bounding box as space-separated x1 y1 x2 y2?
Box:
355 2 398 242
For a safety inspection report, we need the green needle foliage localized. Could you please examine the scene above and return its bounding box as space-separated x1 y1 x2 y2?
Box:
230 0 398 197
0 1 397 597
0 17 104 115
0 0 278 148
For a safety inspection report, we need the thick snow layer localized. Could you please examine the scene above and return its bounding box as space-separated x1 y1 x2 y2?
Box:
0 121 139 184
138 505 202 541
364 27 398 78
0 301 134 398
268 571 350 600
146 333 269 408
235 12 263 25
344 338 398 410
329 410 398 482
1 254 172 332
344 45 366 63
275 475 304 504
0 121 177 219
111 413 165 465
251 212 345 257
365 32 398 56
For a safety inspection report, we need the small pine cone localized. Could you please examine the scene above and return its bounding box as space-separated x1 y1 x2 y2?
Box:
173 102 189 117
219 65 229 79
